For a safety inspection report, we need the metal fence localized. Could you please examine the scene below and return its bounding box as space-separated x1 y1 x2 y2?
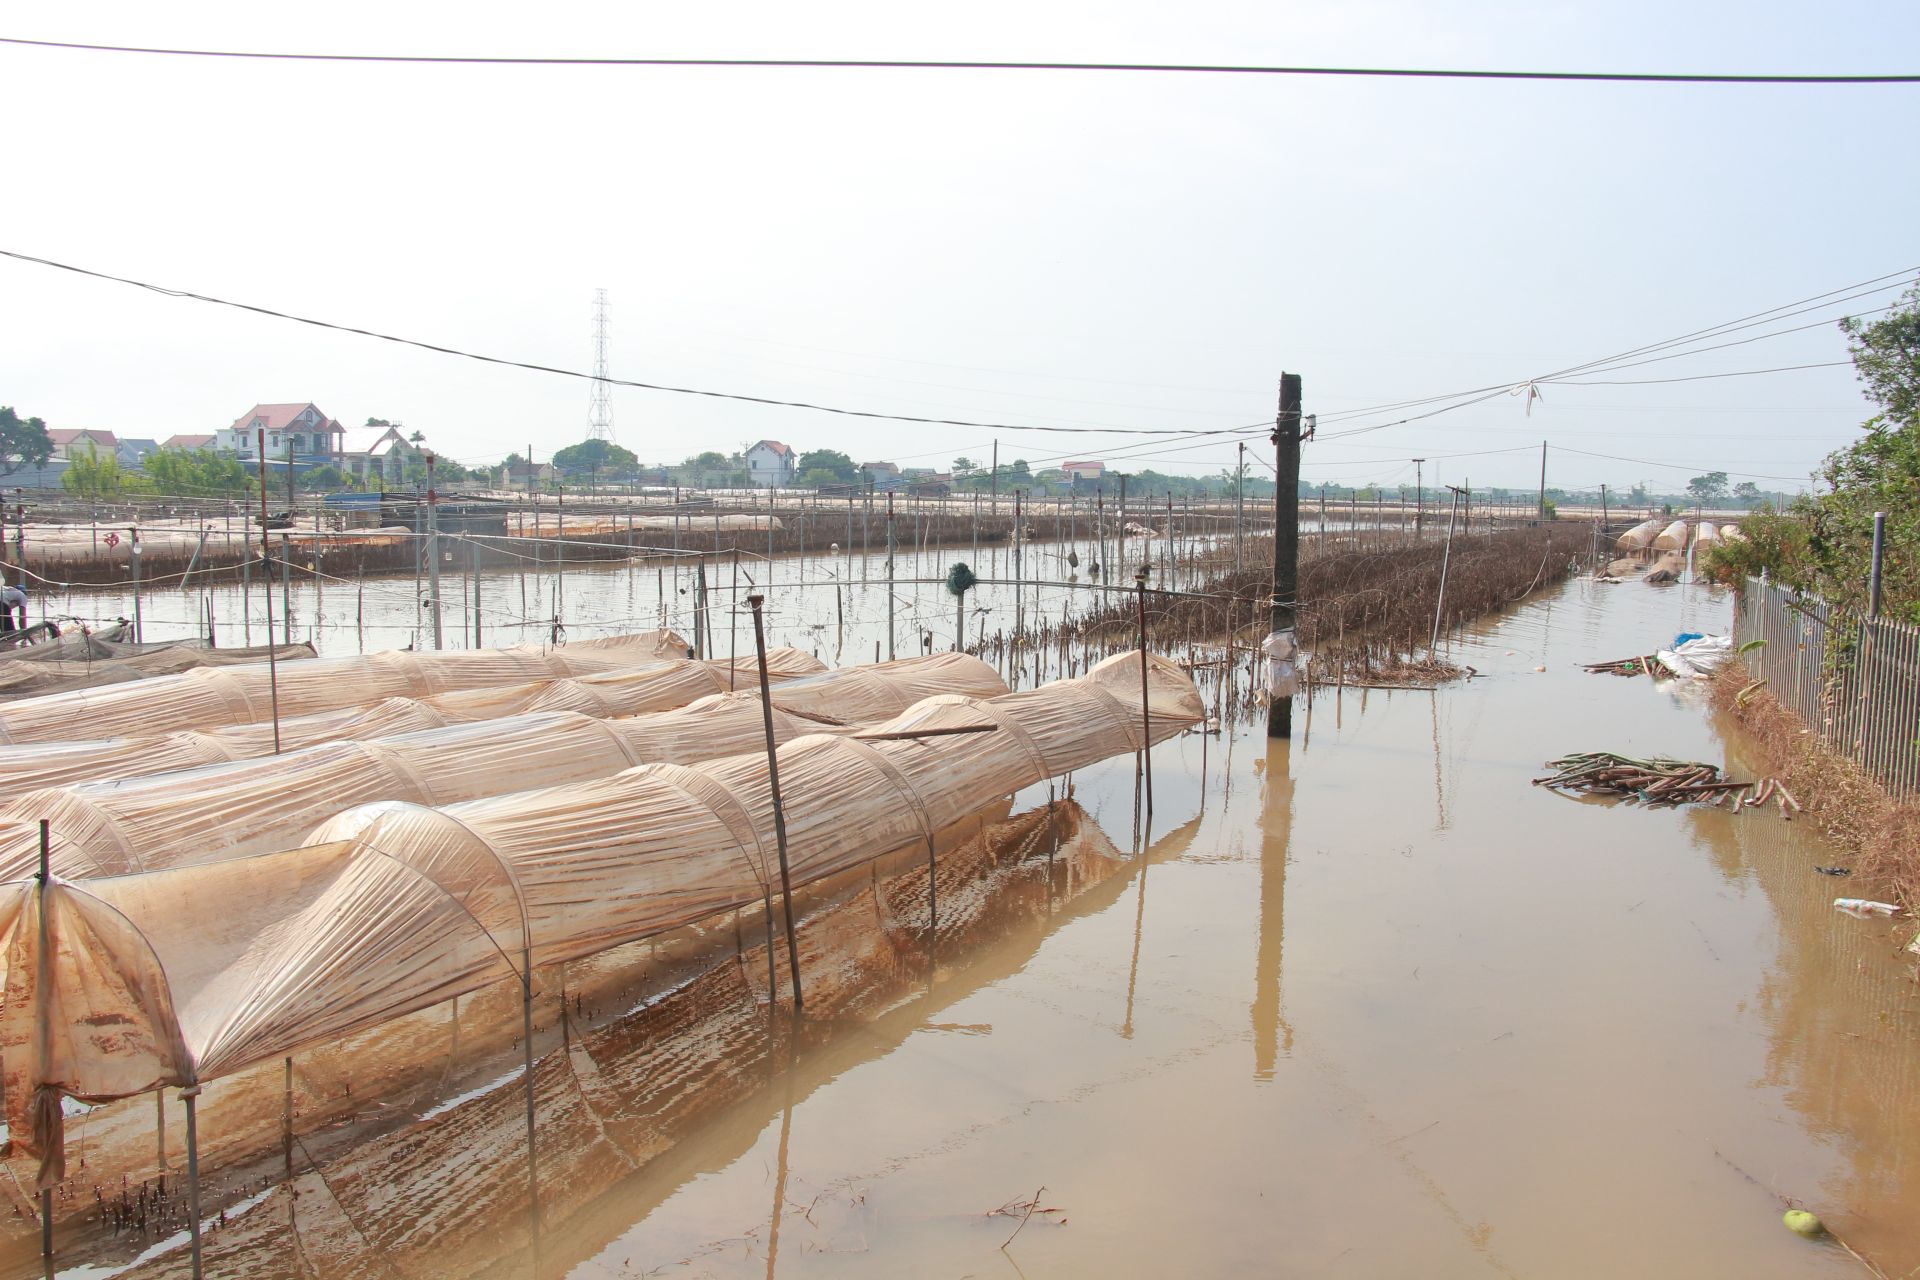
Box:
1735 576 1920 801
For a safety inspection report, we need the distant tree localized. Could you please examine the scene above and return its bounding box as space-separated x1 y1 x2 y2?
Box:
62 445 142 498
796 449 857 484
553 438 639 473
365 417 393 428
299 464 351 492
144 447 253 496
687 451 730 469
952 456 979 476
1733 481 1761 505
0 406 53 477
409 430 425 444
1708 286 1920 618
801 467 849 488
1687 471 1731 502
1009 458 1032 480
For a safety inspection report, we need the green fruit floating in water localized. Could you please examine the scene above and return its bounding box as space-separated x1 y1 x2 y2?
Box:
1783 1210 1824 1238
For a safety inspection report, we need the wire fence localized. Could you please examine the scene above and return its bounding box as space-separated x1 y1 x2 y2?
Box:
1736 575 1920 801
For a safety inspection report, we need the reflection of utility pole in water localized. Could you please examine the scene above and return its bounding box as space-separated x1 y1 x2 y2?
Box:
1430 689 1449 831
1253 738 1295 1079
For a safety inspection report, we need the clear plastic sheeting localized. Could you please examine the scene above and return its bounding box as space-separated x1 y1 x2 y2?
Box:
0 631 689 745
0 639 317 701
0 653 1006 879
0 648 825 802
0 652 1203 1178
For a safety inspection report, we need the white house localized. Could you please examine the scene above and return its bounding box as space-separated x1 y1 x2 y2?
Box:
338 424 421 487
745 440 796 488
214 404 345 461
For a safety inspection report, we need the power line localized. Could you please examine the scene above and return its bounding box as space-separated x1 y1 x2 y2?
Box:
1552 445 1810 483
4 37 1919 83
1555 359 1851 385
1307 267 1917 428
0 247 1261 440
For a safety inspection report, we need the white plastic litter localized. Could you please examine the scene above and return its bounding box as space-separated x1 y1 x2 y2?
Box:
1655 634 1733 679
1835 898 1900 918
1261 629 1299 699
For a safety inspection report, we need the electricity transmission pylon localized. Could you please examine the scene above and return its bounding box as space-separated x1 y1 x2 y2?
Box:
588 288 615 442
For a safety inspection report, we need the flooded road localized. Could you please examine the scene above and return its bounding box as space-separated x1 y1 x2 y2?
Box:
542 576 1919 1279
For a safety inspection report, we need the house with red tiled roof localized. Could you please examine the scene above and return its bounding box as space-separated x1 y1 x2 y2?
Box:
745 439 796 488
161 433 216 452
213 403 345 461
46 429 118 460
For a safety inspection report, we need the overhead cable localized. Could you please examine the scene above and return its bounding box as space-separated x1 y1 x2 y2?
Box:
4 37 1918 83
0 248 1259 440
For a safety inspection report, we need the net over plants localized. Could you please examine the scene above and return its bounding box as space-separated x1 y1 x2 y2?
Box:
0 644 826 802
0 651 1203 1183
0 630 690 744
0 652 1006 879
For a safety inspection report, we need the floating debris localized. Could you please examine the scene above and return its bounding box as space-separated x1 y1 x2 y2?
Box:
1834 899 1900 918
1532 752 1800 815
1584 656 1655 677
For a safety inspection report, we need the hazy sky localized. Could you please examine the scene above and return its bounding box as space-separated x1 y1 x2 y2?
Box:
4 0 1917 494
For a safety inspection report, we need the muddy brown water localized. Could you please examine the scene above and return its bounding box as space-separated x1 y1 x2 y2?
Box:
11 573 1920 1278
546 576 1920 1279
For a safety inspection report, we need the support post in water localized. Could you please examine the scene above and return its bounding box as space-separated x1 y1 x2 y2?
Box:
1135 566 1153 818
255 428 283 753
748 594 805 1012
886 490 896 662
129 526 143 642
1267 373 1303 739
426 453 444 651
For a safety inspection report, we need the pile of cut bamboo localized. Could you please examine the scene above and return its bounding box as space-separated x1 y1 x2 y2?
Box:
1534 751 1801 815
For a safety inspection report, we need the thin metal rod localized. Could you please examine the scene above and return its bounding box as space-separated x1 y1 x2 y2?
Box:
748 593 804 1011
255 429 282 753
36 819 51 1264
184 1087 204 1279
1135 568 1153 818
1430 489 1461 651
522 947 540 1276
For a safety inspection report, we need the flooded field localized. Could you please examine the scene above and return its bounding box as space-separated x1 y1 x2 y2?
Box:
6 564 1915 1279
476 575 1916 1280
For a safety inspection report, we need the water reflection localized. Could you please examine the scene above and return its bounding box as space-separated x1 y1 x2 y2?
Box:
1253 739 1294 1080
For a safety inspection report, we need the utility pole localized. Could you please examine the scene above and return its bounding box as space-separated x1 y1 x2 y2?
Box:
1413 458 1424 535
1599 484 1609 564
990 439 999 516
1869 511 1887 618
1236 441 1246 571
1267 373 1302 739
1537 440 1548 519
